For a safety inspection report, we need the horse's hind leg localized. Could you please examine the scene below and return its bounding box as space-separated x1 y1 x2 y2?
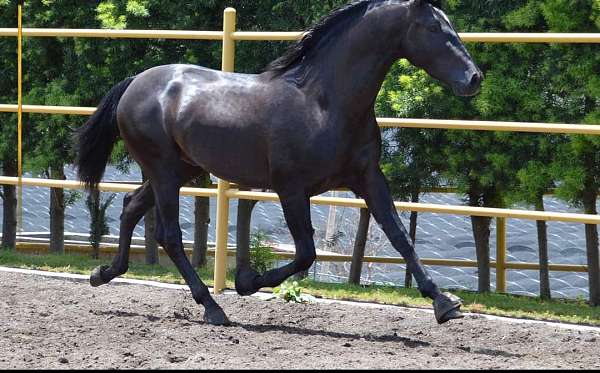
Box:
236 190 316 295
90 181 154 287
151 171 230 326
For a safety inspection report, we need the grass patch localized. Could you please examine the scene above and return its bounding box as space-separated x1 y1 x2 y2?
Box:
296 280 600 326
1 249 599 326
0 249 235 288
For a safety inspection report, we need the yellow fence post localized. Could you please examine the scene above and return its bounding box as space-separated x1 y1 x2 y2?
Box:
213 7 236 295
16 0 24 232
496 217 507 293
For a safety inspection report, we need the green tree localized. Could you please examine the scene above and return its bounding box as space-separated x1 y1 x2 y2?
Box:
0 1 18 250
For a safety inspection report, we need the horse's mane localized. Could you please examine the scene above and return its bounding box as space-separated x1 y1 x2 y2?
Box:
265 0 374 75
265 0 443 76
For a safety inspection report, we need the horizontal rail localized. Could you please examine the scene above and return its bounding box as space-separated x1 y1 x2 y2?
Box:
3 177 596 224
229 190 600 224
459 33 600 44
234 31 600 44
0 28 223 40
232 31 304 41
1 28 598 43
1 176 598 224
378 118 600 135
14 242 587 273
0 104 95 115
0 176 217 197
1 104 598 135
5 176 600 224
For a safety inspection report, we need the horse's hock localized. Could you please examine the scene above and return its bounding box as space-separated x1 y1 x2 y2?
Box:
2 271 600 369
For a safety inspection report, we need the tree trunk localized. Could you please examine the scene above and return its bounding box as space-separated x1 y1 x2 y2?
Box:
1 160 17 250
583 191 600 306
535 196 551 300
49 165 65 254
471 215 491 293
349 208 370 285
192 174 211 268
90 189 101 260
144 207 159 265
405 192 419 288
404 210 418 288
192 194 210 268
236 196 258 271
142 173 159 265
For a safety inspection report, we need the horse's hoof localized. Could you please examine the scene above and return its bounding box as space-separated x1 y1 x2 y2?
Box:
433 292 464 324
203 306 231 326
235 269 261 296
90 265 110 287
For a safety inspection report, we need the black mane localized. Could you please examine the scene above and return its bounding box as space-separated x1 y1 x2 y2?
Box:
265 0 374 75
265 0 443 76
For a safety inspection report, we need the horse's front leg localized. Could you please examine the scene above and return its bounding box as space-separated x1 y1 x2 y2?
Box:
236 191 316 295
355 166 463 324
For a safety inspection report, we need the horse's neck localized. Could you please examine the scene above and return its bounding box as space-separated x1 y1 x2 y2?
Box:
297 14 401 123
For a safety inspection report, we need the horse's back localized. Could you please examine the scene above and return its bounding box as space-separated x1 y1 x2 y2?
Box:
117 64 276 187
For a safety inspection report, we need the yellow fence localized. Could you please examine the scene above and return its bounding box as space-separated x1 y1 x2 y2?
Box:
1 7 600 295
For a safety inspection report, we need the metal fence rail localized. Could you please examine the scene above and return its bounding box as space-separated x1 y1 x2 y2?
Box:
2 28 600 43
1 7 599 295
2 104 600 135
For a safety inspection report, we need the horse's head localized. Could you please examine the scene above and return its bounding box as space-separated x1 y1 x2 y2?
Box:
401 0 482 97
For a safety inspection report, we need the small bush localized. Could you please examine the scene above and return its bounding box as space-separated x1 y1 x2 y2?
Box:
86 191 116 259
274 280 304 303
249 231 277 274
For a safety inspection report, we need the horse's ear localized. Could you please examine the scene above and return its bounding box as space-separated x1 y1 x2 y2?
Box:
413 0 444 9
429 0 443 8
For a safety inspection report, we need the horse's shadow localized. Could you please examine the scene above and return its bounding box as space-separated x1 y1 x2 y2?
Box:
91 309 429 348
230 321 430 349
90 309 162 322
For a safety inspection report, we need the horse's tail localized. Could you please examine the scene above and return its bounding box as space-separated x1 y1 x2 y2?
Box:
75 77 135 190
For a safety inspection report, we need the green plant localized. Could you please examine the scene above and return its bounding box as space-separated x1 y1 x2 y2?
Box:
274 280 305 303
86 191 117 259
249 231 277 274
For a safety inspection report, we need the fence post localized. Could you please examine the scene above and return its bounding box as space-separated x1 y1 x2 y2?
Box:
496 217 507 293
213 7 236 294
17 0 24 233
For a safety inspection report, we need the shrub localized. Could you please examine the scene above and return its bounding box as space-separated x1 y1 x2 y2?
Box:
249 231 277 274
274 280 305 303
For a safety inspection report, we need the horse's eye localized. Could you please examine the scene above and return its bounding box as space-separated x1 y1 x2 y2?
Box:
427 23 442 33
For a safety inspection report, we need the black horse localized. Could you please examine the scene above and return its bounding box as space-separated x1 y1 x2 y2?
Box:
75 0 482 326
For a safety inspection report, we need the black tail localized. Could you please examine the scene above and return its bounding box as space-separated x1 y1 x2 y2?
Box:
75 77 135 189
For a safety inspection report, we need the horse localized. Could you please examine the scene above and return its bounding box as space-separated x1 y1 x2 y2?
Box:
75 0 482 326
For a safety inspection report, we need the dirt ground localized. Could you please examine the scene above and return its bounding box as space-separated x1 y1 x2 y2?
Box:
1 271 599 370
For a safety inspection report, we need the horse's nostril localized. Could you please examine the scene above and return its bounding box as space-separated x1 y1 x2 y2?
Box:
470 72 482 87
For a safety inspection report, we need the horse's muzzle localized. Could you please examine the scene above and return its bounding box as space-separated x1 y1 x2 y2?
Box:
453 70 483 97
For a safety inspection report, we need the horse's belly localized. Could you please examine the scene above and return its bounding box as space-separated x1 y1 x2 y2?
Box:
177 124 271 188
